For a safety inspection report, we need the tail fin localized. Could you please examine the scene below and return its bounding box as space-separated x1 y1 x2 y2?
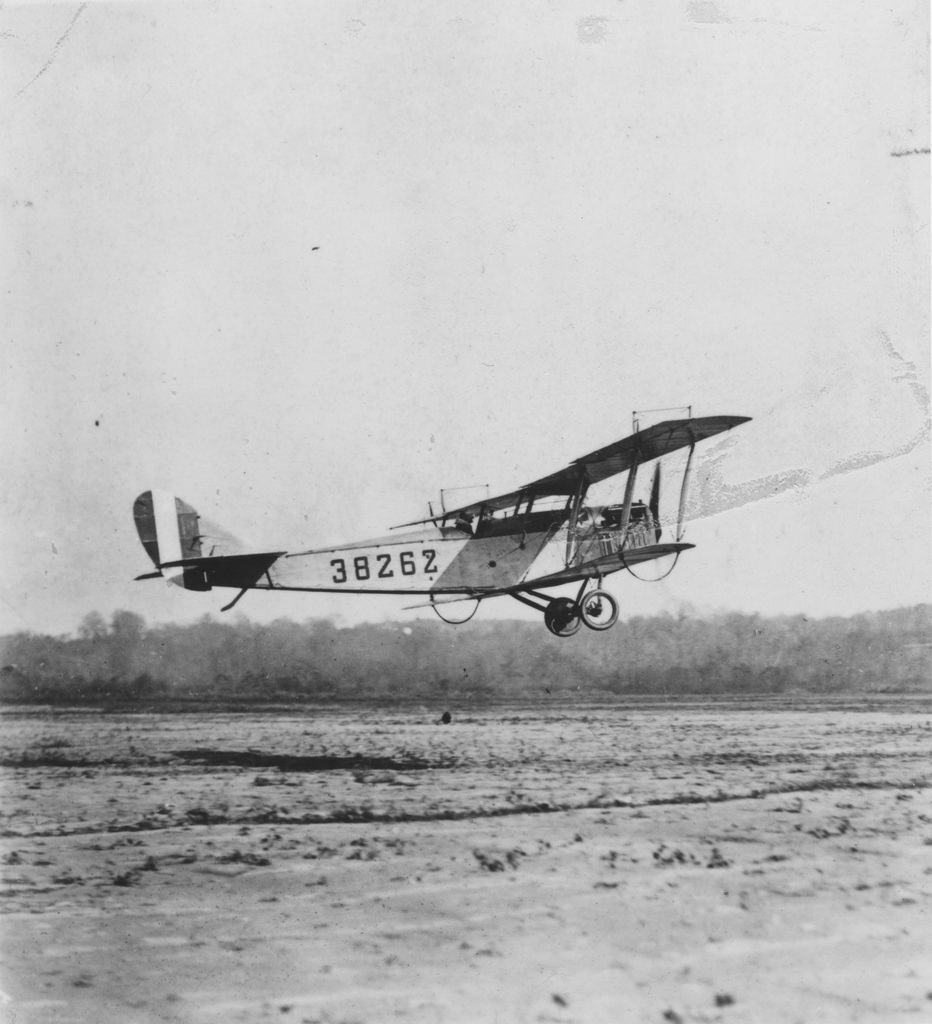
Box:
133 490 209 589
133 490 285 605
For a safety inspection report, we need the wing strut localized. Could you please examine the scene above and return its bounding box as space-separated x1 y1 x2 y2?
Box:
618 452 639 536
565 473 590 566
649 462 662 542
676 440 697 541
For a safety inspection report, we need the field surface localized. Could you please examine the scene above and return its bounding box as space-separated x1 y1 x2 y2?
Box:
1 698 930 1024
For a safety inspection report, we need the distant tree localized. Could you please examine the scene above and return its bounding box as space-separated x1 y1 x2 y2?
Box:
110 610 146 642
77 611 108 641
108 609 147 681
1 605 929 705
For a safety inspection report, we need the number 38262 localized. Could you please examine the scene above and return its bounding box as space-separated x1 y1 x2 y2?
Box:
330 549 437 584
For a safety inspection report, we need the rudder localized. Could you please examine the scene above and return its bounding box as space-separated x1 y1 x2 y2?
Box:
133 489 208 589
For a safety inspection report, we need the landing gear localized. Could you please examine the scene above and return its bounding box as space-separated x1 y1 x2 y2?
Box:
579 589 619 631
511 586 619 638
543 597 583 637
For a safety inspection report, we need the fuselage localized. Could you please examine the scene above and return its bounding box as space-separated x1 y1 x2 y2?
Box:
257 504 665 597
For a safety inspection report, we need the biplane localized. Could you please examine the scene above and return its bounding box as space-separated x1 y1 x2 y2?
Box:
134 412 750 637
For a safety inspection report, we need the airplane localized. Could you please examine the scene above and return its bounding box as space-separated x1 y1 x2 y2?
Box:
133 411 750 637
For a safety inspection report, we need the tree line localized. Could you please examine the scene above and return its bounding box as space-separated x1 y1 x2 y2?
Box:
0 605 929 705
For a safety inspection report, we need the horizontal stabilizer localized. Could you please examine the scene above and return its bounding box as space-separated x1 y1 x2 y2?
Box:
158 551 285 590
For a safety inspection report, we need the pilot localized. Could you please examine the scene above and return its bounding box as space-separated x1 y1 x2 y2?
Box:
603 506 622 530
474 506 493 534
630 500 648 524
455 513 474 534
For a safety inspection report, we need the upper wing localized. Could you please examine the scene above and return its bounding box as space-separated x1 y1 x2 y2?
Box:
394 415 751 527
525 415 751 493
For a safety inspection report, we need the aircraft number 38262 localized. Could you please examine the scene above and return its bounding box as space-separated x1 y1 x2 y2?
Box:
133 412 752 636
330 549 438 584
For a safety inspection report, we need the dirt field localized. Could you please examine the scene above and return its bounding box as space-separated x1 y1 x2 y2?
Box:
1 698 930 1024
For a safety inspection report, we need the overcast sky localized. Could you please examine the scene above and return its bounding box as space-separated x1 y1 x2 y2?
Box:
2 1 929 635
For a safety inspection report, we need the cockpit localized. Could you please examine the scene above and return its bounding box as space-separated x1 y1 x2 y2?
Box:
573 501 660 560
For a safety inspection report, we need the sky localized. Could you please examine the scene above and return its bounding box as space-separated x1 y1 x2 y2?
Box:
1 1 929 636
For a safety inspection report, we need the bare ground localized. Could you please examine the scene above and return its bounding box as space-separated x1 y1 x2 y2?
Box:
1 698 930 1023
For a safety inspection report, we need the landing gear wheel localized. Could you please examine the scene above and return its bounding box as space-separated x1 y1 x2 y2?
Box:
544 597 582 637
579 589 619 631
